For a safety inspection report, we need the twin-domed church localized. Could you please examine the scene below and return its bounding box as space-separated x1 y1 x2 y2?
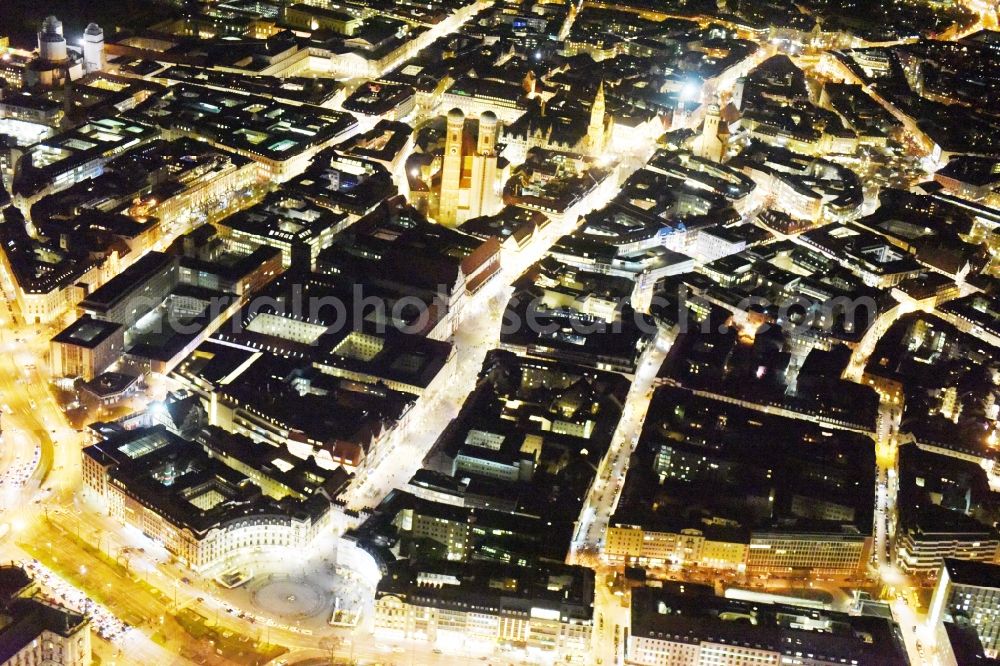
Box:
420 82 613 226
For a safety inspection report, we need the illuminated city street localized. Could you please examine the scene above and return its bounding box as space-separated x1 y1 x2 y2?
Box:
570 330 674 567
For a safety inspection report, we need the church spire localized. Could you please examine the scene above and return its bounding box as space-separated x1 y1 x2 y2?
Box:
587 81 607 157
592 80 605 123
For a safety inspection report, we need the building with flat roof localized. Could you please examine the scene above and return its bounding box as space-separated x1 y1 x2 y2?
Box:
218 193 349 270
896 508 1000 577
211 274 456 395
627 585 907 666
82 424 335 572
939 621 1000 666
896 445 1000 577
929 559 1000 658
286 148 398 220
50 315 124 381
500 259 655 373
135 83 356 180
374 558 594 660
53 226 280 380
68 71 163 120
3 138 254 326
423 349 627 521
152 65 340 107
746 528 872 578
30 137 260 248
12 116 159 202
349 488 574 566
934 156 1000 201
338 119 413 172
79 250 179 328
0 91 63 126
171 338 423 470
343 80 416 121
609 385 877 576
176 226 283 299
604 523 749 572
316 196 501 337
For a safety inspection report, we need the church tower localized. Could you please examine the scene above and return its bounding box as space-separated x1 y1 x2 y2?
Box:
439 108 465 225
468 111 500 221
477 110 497 156
733 77 746 111
586 81 608 157
695 103 723 162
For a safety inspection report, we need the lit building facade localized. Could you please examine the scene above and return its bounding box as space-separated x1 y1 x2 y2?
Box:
82 426 334 573
928 559 1000 658
603 524 748 571
896 526 999 577
50 316 124 381
693 103 724 162
627 586 907 666
435 108 504 226
745 530 871 578
0 566 91 666
374 560 594 661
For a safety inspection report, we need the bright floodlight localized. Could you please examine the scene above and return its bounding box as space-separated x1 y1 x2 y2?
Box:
149 401 168 420
680 81 700 101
